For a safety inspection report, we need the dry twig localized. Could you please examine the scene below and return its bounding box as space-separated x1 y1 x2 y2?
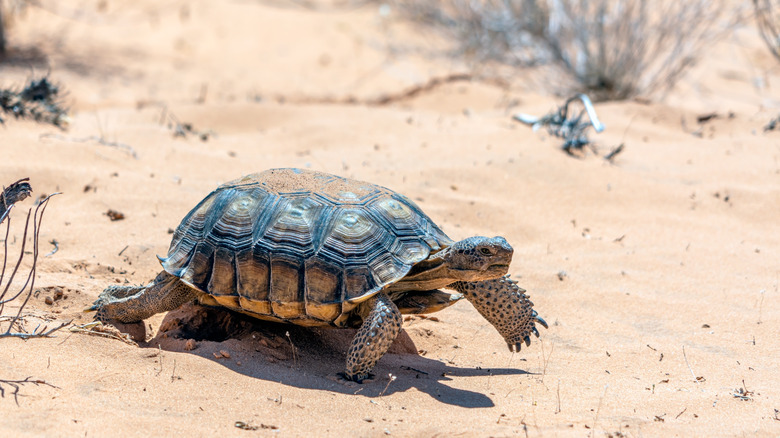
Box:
379 373 397 397
1 179 64 339
285 330 298 368
67 321 137 345
39 133 138 159
682 345 703 383
0 377 59 406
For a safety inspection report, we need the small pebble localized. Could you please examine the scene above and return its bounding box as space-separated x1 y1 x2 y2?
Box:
184 339 197 351
220 350 231 358
44 296 54 305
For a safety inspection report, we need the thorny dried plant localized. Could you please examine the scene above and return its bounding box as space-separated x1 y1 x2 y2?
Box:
395 0 735 101
0 76 70 128
514 93 606 155
0 178 65 339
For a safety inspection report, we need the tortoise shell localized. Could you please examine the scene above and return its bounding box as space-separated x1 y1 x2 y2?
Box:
158 168 453 327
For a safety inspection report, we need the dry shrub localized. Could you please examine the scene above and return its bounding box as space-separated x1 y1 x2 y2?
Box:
754 0 780 62
397 0 550 67
543 0 731 100
0 76 70 128
396 0 735 101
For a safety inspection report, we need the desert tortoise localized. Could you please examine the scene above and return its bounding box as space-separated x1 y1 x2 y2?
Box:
89 168 546 382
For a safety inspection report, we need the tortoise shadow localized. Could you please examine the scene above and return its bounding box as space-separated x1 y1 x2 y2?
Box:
128 303 533 408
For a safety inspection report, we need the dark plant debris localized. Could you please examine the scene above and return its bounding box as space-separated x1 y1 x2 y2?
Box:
234 421 258 431
732 380 754 401
514 94 608 156
696 112 719 124
764 115 780 132
158 105 213 141
173 121 211 141
234 421 277 431
105 209 125 221
0 178 32 222
0 77 69 128
604 144 625 162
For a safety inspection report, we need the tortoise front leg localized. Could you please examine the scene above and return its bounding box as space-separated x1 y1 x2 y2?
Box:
344 292 402 383
452 275 547 352
86 271 198 323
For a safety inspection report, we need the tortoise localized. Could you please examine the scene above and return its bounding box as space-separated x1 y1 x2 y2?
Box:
89 168 546 382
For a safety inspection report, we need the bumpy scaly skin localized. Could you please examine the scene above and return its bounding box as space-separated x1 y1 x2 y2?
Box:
89 271 198 323
345 292 403 382
452 275 547 352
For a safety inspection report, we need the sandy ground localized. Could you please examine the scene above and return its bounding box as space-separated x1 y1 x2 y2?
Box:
1 1 779 437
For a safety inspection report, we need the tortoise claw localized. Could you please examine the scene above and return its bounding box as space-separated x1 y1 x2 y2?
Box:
532 326 540 338
508 342 524 352
524 335 531 347
533 310 549 329
339 372 374 384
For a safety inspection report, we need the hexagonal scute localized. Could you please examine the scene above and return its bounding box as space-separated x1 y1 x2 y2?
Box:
369 196 423 236
255 197 331 259
368 252 411 286
316 208 387 263
389 237 430 265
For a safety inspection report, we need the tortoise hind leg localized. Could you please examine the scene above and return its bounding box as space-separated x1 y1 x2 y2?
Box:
344 292 402 383
86 271 198 323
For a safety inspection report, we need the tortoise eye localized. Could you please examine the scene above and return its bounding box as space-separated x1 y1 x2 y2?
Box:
479 247 492 255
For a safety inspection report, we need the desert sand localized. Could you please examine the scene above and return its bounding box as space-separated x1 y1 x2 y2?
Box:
1 1 779 437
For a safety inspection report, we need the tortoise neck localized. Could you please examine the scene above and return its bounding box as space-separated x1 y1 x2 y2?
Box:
385 247 471 292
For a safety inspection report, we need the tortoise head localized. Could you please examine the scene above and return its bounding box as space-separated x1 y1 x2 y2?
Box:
444 236 513 281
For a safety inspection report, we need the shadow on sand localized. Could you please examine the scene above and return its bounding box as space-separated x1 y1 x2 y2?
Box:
115 302 533 408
